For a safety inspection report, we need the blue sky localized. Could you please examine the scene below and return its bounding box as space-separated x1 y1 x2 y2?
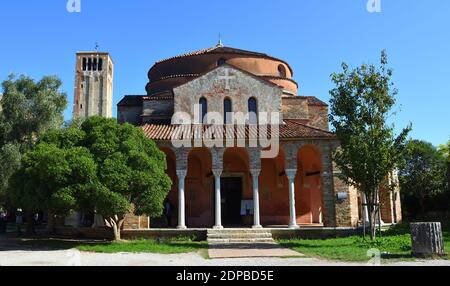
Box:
0 0 449 146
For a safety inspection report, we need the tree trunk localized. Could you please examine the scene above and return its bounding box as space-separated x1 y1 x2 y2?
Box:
366 190 378 240
410 222 445 258
106 216 125 241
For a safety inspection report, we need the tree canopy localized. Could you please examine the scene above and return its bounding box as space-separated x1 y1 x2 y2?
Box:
0 74 67 207
8 116 172 240
329 51 411 239
399 140 448 217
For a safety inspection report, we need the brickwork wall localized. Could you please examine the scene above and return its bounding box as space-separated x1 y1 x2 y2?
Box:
281 98 309 119
308 105 329 131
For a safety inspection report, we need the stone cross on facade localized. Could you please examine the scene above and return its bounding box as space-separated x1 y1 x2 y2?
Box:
218 68 235 90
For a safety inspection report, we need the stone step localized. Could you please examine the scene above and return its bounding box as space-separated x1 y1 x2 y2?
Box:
207 229 271 235
208 238 275 244
207 228 274 244
207 233 273 239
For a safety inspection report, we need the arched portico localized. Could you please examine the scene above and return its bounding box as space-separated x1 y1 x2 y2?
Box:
296 145 323 225
155 140 337 229
186 148 213 227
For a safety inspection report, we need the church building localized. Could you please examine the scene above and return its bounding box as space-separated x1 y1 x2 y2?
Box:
117 43 403 230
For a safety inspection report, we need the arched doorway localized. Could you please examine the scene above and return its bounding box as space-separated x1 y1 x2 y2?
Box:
296 145 323 224
186 148 213 227
222 148 250 227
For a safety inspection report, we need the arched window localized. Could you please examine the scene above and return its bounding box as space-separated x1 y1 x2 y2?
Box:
224 98 232 124
82 58 87 71
217 58 227 66
248 97 258 125
199 97 208 124
278 64 287 78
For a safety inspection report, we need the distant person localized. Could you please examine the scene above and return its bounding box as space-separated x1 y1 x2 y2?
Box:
0 209 7 234
16 209 23 235
164 199 174 227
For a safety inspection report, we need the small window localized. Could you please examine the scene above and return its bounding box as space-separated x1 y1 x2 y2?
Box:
217 58 227 66
93 58 98 71
248 97 258 125
199 97 208 124
82 58 87 71
224 98 232 124
87 58 92 71
278 64 287 78
98 58 103 71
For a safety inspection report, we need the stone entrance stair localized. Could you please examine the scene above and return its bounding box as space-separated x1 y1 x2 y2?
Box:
207 228 274 244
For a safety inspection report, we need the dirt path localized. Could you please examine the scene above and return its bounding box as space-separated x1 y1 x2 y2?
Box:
1 248 449 266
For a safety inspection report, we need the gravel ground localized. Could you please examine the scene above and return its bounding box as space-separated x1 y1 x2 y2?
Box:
1 249 450 266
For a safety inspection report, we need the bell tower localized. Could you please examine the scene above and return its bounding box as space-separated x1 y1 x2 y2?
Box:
73 51 114 118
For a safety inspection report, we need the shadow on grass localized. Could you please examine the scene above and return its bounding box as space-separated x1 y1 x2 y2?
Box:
13 238 207 254
19 238 110 251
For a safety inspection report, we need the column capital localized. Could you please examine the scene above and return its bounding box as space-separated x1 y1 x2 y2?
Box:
285 169 297 180
212 169 223 177
176 170 187 179
250 169 261 177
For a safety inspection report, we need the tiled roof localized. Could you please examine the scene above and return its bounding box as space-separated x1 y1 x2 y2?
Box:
117 95 144 106
140 119 334 141
156 46 266 64
154 46 293 75
283 96 328 106
143 96 174 101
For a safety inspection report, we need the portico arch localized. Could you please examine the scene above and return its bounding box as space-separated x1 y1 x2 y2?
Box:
186 148 213 227
296 145 323 224
221 148 251 226
260 148 290 225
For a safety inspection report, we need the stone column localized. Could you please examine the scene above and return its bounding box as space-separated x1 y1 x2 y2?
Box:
213 169 223 229
251 169 262 228
286 169 299 229
176 170 187 229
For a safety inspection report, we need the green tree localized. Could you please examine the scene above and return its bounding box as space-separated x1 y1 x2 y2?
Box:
0 74 67 212
438 140 450 195
399 140 447 217
329 51 411 240
9 117 172 240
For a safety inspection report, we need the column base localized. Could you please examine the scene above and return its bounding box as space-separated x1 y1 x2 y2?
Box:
252 225 263 229
289 224 300 229
213 225 224 230
177 225 187 230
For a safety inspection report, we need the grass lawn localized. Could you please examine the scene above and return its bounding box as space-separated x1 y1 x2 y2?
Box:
278 223 450 262
21 238 208 254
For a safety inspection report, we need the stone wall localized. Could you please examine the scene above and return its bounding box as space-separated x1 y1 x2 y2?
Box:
173 65 283 123
333 175 359 227
142 99 174 124
118 105 142 124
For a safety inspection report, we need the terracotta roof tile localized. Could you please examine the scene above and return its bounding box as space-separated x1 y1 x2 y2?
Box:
140 119 334 141
283 96 328 106
154 46 293 75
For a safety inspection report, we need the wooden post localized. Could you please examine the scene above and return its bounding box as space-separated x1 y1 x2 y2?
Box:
410 222 445 258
